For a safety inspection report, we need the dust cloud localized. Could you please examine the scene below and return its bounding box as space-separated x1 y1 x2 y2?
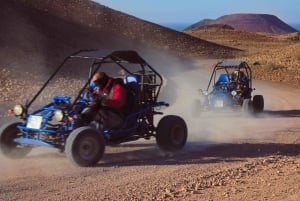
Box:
154 56 296 149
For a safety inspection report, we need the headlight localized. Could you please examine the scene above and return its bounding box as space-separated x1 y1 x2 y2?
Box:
13 104 24 116
54 110 64 122
231 90 237 96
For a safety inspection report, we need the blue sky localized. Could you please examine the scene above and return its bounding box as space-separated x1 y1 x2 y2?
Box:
95 0 299 27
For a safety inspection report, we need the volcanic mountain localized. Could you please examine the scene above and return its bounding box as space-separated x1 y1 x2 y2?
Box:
185 13 298 34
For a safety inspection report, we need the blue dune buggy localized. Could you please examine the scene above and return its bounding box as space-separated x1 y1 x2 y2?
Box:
192 61 264 116
0 50 188 166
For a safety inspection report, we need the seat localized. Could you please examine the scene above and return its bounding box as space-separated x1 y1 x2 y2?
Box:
124 74 138 84
123 74 140 96
118 74 140 129
217 73 230 83
121 74 140 114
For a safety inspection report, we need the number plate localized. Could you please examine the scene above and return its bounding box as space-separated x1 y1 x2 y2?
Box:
26 115 43 129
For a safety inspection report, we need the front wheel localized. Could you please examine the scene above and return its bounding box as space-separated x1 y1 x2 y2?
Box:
156 115 188 151
65 127 105 167
0 122 32 159
242 98 253 115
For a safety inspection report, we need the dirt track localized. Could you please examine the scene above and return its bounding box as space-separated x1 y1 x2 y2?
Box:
0 1 299 200
0 63 299 201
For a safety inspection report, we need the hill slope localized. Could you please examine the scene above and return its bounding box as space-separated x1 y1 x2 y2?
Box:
0 0 238 75
185 13 298 34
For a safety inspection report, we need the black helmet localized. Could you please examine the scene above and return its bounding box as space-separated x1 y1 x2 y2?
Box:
92 72 109 88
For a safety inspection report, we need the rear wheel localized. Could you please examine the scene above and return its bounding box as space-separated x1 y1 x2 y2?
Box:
66 127 105 167
0 122 32 159
156 115 187 151
252 95 264 113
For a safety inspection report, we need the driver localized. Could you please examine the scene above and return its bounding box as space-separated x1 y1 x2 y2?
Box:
83 71 127 129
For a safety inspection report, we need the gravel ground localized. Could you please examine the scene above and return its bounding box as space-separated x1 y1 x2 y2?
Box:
0 67 299 201
0 1 299 200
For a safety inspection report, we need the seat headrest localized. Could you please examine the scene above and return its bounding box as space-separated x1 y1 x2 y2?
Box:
124 74 138 84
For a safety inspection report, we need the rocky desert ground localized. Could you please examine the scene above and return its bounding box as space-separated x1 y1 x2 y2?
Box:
0 1 300 201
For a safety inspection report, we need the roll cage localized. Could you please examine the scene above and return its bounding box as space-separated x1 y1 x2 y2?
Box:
25 49 164 115
205 61 253 91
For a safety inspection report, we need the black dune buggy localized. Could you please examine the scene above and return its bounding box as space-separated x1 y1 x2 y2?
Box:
192 61 264 116
0 50 188 167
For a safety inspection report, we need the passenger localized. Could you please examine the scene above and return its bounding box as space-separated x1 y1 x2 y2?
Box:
231 70 249 97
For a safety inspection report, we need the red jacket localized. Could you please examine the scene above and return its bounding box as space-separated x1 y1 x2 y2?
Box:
101 82 127 109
